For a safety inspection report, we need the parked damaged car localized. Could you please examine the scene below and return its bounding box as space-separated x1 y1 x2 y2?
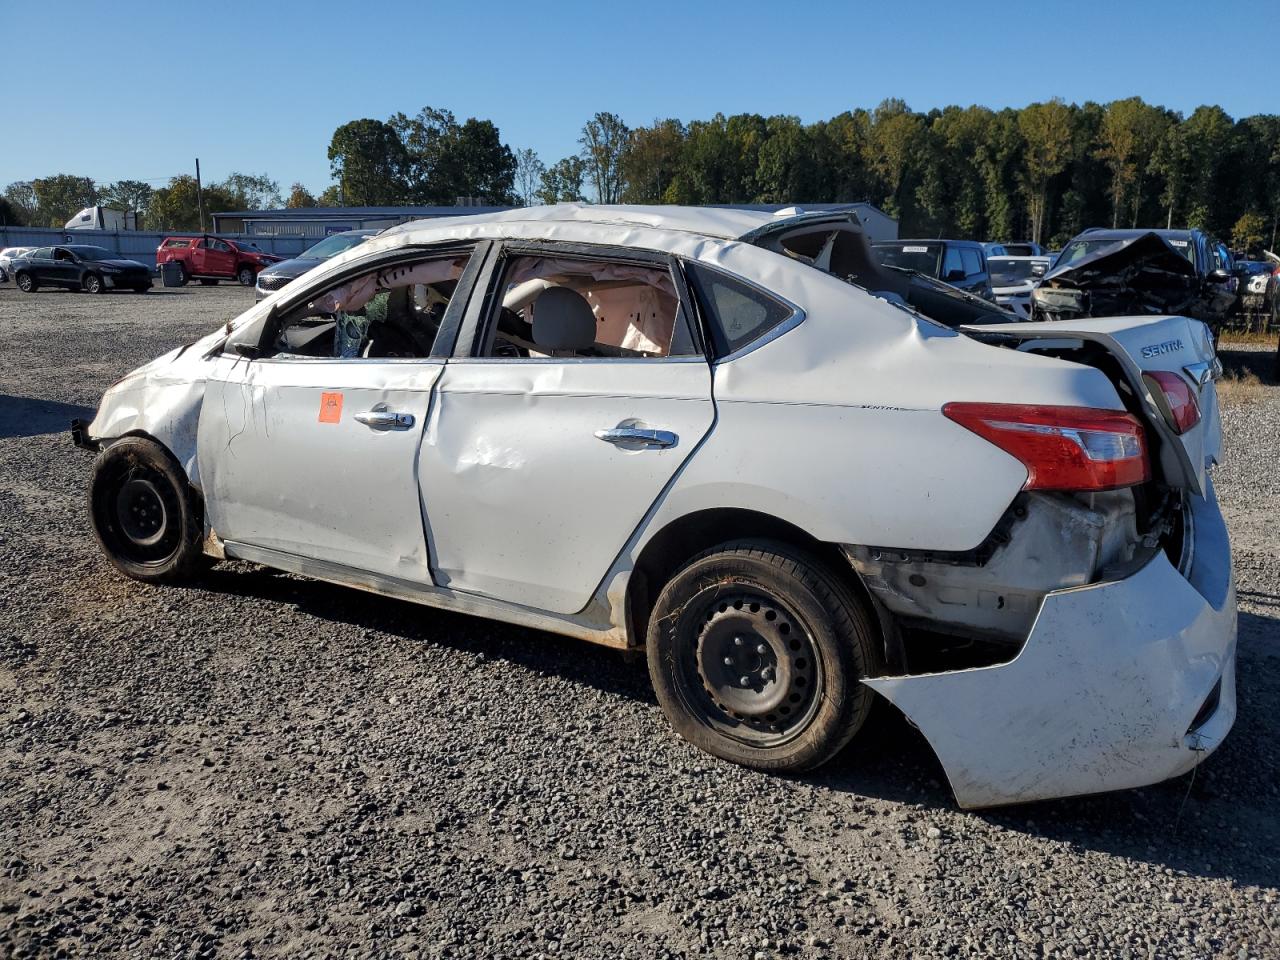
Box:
71 204 1235 809
1033 228 1237 330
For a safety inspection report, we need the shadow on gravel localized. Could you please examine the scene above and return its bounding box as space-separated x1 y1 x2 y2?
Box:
187 564 1280 890
0 394 95 439
190 564 656 703
817 610 1280 890
1219 346 1277 384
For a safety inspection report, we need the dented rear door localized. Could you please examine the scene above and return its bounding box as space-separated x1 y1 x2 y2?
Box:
418 358 714 615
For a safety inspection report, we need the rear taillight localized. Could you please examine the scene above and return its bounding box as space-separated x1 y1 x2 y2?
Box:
1143 370 1201 435
943 403 1150 491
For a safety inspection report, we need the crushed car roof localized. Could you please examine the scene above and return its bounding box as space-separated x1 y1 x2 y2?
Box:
383 203 805 242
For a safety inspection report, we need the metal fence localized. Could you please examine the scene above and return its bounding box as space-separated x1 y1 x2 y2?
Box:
0 226 316 269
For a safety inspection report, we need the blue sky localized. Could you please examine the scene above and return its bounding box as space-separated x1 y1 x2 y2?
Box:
2 0 1269 196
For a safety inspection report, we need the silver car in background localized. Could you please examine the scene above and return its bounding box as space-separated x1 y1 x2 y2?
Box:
989 255 1050 318
0 246 35 282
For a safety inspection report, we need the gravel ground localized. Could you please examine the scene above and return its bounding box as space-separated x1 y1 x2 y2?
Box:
1 285 1278 959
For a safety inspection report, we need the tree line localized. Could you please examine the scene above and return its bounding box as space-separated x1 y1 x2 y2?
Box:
6 97 1280 252
0 172 290 232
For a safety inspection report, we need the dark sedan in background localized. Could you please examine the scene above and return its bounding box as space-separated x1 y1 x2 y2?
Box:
872 239 994 299
10 245 152 294
254 229 377 301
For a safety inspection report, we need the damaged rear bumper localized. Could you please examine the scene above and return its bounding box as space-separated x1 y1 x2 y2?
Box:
865 481 1236 809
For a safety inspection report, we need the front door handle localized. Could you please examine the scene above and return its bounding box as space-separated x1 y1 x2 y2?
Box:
594 427 678 449
354 410 415 430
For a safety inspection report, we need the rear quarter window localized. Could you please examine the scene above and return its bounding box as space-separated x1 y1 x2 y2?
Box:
684 261 794 358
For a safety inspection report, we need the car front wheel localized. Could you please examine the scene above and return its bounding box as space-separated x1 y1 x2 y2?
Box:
89 436 211 583
15 271 37 293
83 273 104 294
237 265 255 286
646 540 880 772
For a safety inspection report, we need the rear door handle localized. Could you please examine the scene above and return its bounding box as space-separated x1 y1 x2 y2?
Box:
354 410 415 430
594 427 677 449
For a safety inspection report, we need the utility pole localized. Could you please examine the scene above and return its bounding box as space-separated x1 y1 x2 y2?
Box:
195 158 206 233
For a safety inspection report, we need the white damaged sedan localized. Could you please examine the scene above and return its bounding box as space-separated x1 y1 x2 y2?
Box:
73 205 1236 808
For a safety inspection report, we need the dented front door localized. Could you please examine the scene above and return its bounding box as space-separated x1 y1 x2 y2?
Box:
197 355 442 581
418 359 714 614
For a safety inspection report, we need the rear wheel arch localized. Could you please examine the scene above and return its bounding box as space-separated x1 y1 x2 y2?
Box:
626 507 876 650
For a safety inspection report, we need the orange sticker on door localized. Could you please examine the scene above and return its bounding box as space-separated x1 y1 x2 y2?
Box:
318 392 343 424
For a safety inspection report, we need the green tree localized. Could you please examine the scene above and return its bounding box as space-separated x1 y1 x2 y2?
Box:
286 183 318 208
98 180 154 221
621 119 685 203
452 118 516 203
327 119 410 205
537 157 586 204
514 148 546 206
32 174 98 226
1151 120 1191 229
1232 210 1266 253
1017 99 1074 243
755 116 819 203
218 172 281 210
1180 106 1235 234
318 184 343 206
147 175 235 231
1097 97 1170 227
579 112 630 204
972 109 1024 241
0 197 22 226
389 107 516 203
2 181 37 224
868 99 924 220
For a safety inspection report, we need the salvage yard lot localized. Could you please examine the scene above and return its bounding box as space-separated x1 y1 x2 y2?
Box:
1 285 1278 959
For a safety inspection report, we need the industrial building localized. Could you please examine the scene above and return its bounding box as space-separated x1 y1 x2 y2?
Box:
212 202 898 242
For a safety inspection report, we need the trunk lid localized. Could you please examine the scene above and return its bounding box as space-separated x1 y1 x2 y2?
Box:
961 315 1222 495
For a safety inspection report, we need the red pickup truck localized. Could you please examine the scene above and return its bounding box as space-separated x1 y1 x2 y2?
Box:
156 236 283 286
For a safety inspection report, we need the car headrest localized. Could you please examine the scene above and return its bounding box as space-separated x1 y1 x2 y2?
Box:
532 287 597 351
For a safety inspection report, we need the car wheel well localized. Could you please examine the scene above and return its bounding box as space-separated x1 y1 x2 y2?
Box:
626 508 875 650
108 430 204 513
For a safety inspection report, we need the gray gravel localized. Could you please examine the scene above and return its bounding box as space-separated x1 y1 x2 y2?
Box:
2 285 1278 959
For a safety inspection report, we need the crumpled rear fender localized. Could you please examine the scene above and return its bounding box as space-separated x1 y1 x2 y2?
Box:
865 483 1236 809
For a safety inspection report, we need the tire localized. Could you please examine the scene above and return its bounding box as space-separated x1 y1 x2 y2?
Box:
646 540 880 773
175 263 188 286
15 271 37 293
199 278 218 286
82 272 104 294
89 436 211 584
133 286 149 294
236 265 255 286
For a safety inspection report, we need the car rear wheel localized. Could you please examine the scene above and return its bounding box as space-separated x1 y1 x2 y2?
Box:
82 273 104 294
89 436 211 583
15 271 37 293
236 265 255 286
199 278 218 286
646 540 880 772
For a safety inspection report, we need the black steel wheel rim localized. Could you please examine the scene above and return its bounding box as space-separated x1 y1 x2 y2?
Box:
98 463 182 565
673 588 823 748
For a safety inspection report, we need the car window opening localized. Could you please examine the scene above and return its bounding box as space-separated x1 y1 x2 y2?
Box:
483 255 685 359
271 255 471 360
